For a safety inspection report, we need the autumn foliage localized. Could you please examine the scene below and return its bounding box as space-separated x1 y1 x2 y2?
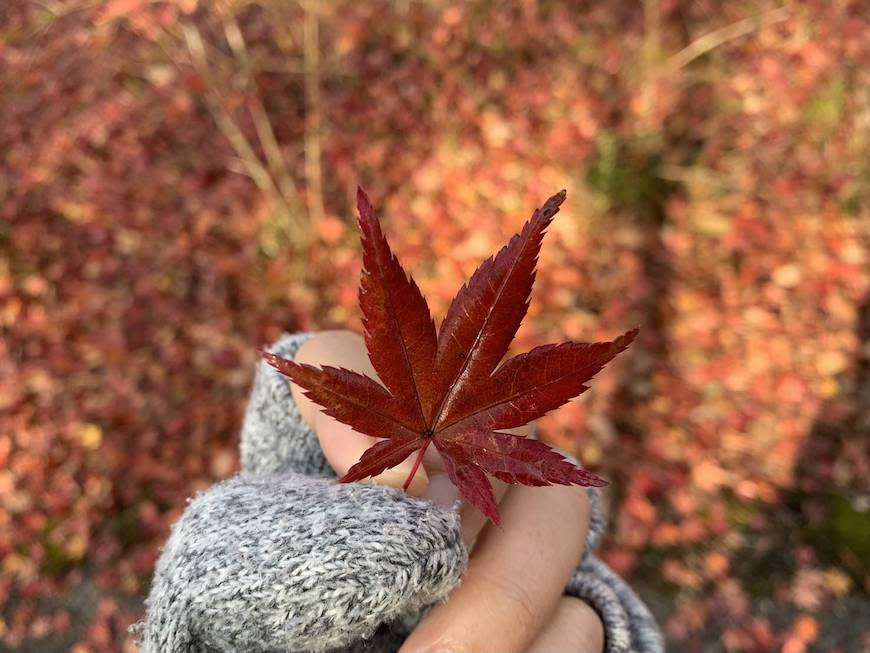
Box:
2 0 869 651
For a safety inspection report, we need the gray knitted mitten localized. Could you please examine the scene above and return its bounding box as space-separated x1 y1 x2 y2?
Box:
138 333 664 653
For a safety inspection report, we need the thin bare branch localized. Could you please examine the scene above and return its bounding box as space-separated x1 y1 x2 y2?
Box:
302 0 326 224
182 24 273 195
662 6 790 76
182 21 308 250
221 15 305 225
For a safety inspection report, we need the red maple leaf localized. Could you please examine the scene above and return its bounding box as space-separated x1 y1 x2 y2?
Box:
261 188 637 524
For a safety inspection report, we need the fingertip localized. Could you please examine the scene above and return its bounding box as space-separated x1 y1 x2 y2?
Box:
313 410 377 476
314 410 430 492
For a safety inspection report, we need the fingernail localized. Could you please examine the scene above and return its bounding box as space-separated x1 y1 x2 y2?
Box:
424 474 461 507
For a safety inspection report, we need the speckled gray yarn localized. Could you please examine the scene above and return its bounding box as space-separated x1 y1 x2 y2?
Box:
576 556 665 653
584 483 607 556
138 332 663 653
240 335 335 479
139 473 463 653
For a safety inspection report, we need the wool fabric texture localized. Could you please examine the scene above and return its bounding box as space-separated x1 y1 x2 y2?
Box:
137 333 664 653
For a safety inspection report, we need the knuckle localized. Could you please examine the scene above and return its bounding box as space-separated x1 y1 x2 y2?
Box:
556 596 605 652
296 329 371 373
477 569 539 633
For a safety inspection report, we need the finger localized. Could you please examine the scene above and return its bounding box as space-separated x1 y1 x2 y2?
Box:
291 330 374 426
292 329 518 546
291 329 512 519
291 330 430 493
399 483 591 653
434 423 532 549
526 596 605 653
312 409 429 494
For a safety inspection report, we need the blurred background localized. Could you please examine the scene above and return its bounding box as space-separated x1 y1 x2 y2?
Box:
1 1 868 651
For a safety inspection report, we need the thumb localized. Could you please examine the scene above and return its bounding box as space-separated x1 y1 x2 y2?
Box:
287 329 432 495
312 407 432 496
288 329 515 542
314 405 463 509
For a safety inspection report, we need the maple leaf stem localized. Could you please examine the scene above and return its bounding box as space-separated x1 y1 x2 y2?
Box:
402 440 430 491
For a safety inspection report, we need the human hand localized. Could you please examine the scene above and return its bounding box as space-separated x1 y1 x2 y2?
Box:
294 329 605 653
139 330 633 653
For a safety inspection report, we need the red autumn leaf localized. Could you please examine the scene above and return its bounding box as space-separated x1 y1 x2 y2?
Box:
261 187 637 524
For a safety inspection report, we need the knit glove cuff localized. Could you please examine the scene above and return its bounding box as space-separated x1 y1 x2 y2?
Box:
139 472 465 653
